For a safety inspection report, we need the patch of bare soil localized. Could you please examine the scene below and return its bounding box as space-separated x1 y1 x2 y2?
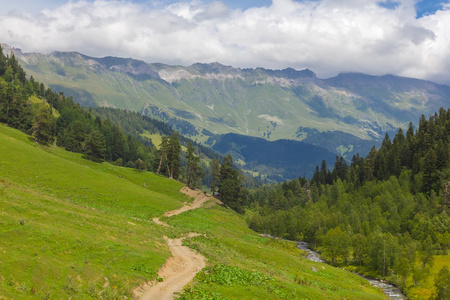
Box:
164 187 221 217
136 234 205 300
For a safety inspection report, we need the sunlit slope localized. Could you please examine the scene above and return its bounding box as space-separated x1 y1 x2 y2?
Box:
0 124 185 219
0 124 185 299
165 206 388 300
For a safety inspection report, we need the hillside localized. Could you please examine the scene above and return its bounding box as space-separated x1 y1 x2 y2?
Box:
6 44 449 159
207 133 337 180
0 124 390 299
0 124 185 298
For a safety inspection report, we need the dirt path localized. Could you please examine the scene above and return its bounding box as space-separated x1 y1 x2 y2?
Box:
134 187 219 300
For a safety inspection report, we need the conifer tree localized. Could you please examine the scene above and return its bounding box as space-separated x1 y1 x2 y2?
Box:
84 130 106 161
0 44 7 76
167 132 180 179
186 142 204 188
219 155 246 213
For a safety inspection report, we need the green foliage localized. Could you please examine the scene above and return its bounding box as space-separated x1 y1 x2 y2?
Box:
186 142 205 188
219 155 247 213
178 286 228 300
169 205 387 300
433 266 450 300
245 108 450 298
84 130 106 161
31 103 55 144
197 264 272 286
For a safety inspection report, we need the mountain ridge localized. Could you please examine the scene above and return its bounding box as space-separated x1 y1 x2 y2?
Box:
3 43 449 163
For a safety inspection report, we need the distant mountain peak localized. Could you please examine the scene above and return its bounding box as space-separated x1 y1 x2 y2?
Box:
6 44 449 149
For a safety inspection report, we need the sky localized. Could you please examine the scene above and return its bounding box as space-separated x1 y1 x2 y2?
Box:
1 0 450 84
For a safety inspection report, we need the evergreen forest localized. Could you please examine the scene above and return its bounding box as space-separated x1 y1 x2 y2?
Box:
247 108 450 298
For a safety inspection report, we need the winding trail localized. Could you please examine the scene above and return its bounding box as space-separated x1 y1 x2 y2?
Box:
133 187 220 300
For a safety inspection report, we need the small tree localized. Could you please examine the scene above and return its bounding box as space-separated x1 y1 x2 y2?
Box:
31 103 55 144
135 158 144 171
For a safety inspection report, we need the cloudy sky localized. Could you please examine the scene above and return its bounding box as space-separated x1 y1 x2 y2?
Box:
1 0 449 84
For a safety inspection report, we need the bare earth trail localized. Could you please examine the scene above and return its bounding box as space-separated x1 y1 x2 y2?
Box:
134 186 220 300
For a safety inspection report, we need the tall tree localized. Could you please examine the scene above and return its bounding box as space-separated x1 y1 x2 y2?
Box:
185 142 204 188
0 44 7 76
167 132 180 179
219 155 246 213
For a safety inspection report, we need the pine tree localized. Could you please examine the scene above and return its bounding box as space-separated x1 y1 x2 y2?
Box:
84 131 106 162
0 44 7 76
167 132 180 179
219 155 246 213
186 142 204 188
422 148 437 193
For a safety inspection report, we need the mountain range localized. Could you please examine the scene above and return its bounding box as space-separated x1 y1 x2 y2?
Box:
3 43 449 178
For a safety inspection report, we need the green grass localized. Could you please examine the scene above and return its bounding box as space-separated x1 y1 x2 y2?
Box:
0 124 389 299
0 125 185 219
166 206 388 299
141 131 162 149
0 124 186 299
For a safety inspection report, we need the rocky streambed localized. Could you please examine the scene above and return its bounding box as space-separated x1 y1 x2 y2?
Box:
297 242 406 300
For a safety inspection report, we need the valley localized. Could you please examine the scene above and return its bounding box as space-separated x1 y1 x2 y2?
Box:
0 124 389 299
0 42 449 300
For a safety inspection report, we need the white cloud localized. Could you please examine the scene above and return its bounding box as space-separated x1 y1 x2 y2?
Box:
1 0 450 84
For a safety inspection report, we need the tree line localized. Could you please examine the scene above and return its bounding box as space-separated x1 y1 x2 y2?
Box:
246 108 449 297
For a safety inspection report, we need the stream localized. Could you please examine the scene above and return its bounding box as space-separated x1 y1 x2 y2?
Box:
297 242 407 299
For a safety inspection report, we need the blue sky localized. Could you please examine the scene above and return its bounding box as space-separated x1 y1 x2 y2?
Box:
1 0 450 84
1 0 445 17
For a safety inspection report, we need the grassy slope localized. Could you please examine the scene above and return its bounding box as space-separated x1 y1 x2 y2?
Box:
0 124 184 299
0 124 387 299
165 207 387 300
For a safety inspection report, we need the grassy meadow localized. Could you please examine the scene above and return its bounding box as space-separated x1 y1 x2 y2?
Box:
0 123 390 299
0 124 184 299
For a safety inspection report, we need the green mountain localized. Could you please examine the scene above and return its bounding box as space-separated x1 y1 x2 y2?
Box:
5 44 449 160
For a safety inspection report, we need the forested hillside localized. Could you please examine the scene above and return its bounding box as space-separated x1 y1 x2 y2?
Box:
207 133 336 180
0 45 225 190
247 108 450 299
